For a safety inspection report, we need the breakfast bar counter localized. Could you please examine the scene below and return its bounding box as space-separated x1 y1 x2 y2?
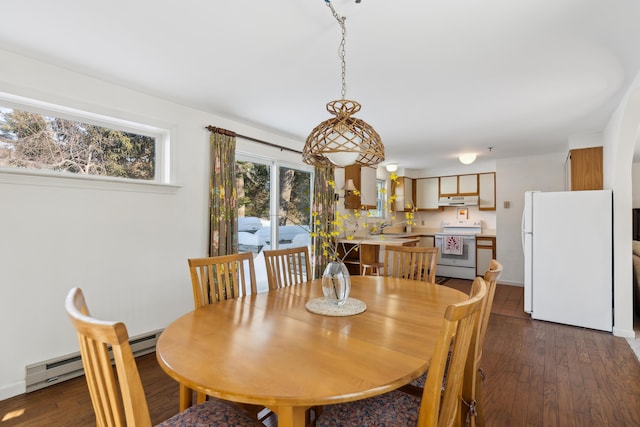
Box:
336 236 419 275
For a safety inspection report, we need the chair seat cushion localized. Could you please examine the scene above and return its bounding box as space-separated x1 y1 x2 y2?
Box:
157 398 264 426
316 390 420 427
410 372 426 388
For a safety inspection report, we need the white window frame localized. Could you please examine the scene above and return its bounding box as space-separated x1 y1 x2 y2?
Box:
368 179 387 218
0 91 175 193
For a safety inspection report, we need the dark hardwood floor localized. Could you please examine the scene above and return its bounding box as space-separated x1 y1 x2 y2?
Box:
2 281 639 426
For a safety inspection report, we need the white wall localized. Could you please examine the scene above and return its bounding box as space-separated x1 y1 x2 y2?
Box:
493 153 566 285
0 49 306 399
602 73 640 338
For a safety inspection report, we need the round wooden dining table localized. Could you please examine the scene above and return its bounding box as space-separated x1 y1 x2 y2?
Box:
156 275 466 427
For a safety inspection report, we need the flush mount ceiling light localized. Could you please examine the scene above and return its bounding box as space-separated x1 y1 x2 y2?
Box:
385 163 398 172
459 153 477 165
302 0 384 168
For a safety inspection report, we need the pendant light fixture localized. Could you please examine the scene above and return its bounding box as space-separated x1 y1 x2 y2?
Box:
302 0 384 168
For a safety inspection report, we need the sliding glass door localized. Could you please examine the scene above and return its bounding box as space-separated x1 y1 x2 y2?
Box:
236 155 312 255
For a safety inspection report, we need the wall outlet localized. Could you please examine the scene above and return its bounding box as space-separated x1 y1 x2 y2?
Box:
504 201 510 209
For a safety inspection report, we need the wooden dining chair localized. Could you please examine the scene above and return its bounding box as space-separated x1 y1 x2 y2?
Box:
263 246 321 425
188 252 258 308
187 253 271 420
402 260 504 427
384 245 439 282
316 277 487 427
462 259 503 427
263 246 311 289
64 288 264 427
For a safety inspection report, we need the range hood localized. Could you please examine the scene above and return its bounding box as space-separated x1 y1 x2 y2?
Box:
438 196 478 206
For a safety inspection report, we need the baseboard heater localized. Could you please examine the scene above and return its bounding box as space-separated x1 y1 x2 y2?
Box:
25 329 163 393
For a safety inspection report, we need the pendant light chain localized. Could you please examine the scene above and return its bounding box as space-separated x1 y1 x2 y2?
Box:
326 1 347 99
302 0 384 168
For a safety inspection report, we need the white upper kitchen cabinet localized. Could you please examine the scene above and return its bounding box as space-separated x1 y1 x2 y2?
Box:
415 177 440 211
478 172 496 210
439 174 478 196
391 176 414 211
360 166 377 209
458 174 479 195
439 175 458 195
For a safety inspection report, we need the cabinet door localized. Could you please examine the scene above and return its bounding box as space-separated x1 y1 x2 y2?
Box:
391 176 404 211
360 166 377 209
479 172 496 210
476 237 496 276
419 236 435 247
404 177 414 209
458 174 478 195
570 146 603 191
416 177 440 210
391 176 414 211
439 175 458 196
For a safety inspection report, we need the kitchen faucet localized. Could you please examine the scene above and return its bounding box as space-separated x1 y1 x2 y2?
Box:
370 222 391 235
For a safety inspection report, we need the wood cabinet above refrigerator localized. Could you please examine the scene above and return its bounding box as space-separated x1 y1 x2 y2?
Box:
566 146 603 191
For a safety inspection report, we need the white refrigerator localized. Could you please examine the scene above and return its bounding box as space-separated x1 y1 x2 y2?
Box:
522 190 613 332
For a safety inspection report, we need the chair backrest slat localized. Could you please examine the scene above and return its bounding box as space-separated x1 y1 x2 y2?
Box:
264 246 311 289
188 253 258 307
384 245 439 282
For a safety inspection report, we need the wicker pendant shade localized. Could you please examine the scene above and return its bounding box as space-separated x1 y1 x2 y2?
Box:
303 99 384 167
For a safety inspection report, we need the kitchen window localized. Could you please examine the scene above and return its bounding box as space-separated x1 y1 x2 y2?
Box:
368 179 386 218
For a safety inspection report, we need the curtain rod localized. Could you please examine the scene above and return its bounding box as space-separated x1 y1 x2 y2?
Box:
205 125 302 155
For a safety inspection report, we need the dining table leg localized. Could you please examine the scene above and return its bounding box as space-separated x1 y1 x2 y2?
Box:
272 405 309 427
179 384 193 411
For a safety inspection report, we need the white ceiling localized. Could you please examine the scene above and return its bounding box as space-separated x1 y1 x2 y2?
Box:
2 0 640 169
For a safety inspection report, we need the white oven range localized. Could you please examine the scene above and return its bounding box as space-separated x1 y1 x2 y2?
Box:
434 220 482 280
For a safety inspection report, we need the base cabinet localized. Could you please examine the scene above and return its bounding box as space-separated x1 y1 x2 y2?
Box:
419 236 435 247
476 237 496 276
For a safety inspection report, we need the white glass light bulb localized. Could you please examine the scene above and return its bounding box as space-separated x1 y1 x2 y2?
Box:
325 151 360 167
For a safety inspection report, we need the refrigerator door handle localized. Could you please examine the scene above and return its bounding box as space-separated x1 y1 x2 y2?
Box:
521 211 528 254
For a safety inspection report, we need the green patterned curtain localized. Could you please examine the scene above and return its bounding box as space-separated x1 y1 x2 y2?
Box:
207 126 238 256
311 166 335 279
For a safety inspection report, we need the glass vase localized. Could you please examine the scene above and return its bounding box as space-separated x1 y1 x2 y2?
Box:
322 261 351 306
